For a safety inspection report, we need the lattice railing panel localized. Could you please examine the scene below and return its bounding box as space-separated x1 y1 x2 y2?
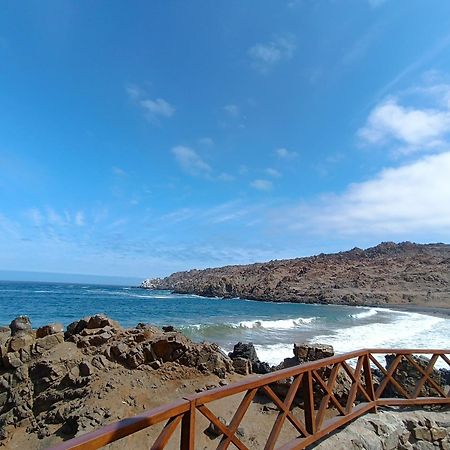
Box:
51 349 450 450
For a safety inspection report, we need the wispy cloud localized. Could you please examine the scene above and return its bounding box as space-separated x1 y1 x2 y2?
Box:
275 147 298 159
126 84 175 123
248 35 296 73
112 166 127 176
223 104 240 118
171 146 212 177
266 168 281 178
250 179 273 191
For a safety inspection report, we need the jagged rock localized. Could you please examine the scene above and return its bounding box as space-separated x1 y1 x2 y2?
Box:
86 315 121 331
34 333 64 353
36 323 64 338
7 334 34 353
228 342 271 374
294 343 334 362
79 361 93 377
9 316 32 336
232 357 252 375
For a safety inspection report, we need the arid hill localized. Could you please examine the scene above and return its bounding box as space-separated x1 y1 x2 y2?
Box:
141 242 450 308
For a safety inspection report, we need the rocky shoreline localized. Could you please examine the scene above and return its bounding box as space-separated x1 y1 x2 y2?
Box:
1 314 450 448
140 242 450 309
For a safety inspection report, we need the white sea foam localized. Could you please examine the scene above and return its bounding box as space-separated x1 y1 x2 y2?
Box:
310 310 449 366
237 317 317 329
349 307 379 320
253 343 295 366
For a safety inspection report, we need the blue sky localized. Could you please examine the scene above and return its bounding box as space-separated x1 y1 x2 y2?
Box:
1 0 450 280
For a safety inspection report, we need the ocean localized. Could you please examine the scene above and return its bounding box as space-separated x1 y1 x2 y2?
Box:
0 281 448 366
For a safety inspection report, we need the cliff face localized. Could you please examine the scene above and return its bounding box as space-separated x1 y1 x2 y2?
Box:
141 242 450 308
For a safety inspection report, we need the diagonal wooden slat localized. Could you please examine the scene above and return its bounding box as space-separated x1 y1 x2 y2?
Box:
150 415 182 450
261 385 309 437
264 374 303 450
217 388 258 450
343 356 366 413
302 371 316 435
341 359 372 406
412 354 439 398
196 404 249 450
313 363 346 429
371 354 410 399
404 355 447 398
440 353 450 368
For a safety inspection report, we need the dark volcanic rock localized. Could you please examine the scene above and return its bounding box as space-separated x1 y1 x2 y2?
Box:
228 342 271 374
9 316 32 336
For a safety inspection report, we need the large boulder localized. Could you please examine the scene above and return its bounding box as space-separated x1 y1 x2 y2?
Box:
9 316 32 337
228 342 271 374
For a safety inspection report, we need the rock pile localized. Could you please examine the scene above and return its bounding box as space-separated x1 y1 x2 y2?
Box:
0 314 234 444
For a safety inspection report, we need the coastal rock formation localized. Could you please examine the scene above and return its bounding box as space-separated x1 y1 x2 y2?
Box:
228 342 271 374
0 314 234 447
141 242 450 308
313 408 450 450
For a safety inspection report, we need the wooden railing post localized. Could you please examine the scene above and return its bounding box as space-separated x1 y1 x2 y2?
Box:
180 400 195 450
302 370 316 435
363 352 377 412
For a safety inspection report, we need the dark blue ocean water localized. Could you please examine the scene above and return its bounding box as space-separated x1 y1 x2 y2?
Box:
0 281 448 365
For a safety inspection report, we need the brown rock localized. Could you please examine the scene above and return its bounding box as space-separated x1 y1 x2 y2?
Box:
36 323 64 338
35 333 64 352
8 334 34 353
430 426 447 440
414 426 432 441
293 343 334 363
86 315 120 330
232 357 252 375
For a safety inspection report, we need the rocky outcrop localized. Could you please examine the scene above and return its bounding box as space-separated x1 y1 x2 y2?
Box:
228 342 271 374
313 408 450 450
141 242 450 308
0 314 234 446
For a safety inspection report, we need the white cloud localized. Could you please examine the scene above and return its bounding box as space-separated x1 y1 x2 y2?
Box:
275 147 298 159
266 168 281 178
140 98 175 118
171 146 212 176
248 35 296 73
358 97 450 153
250 179 273 191
223 104 240 118
283 151 450 236
126 84 175 122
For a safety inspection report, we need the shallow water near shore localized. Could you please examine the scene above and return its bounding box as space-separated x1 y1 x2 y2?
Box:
0 281 449 366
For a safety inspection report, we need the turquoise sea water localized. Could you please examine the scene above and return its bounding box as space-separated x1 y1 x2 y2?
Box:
0 281 449 365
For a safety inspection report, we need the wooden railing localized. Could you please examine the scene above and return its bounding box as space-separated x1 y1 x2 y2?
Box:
51 349 450 450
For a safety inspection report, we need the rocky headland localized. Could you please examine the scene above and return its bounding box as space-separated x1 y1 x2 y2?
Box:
141 242 450 308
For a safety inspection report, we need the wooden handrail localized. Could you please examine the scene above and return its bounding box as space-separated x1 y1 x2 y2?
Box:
50 348 450 450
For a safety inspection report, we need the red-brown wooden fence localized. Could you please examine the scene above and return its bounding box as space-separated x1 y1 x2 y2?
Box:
50 349 450 450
